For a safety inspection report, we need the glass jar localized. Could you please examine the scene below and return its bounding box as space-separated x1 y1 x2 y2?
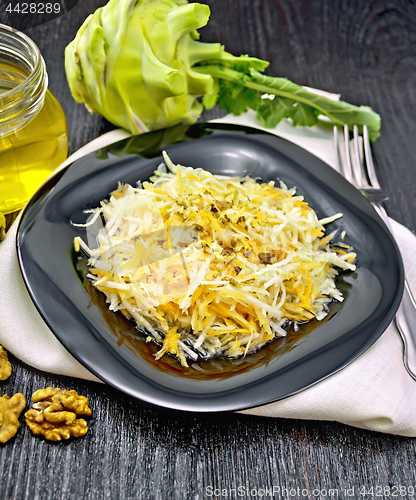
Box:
0 23 68 214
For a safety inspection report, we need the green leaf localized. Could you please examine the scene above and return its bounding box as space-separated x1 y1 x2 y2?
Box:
195 65 381 140
256 97 318 128
248 69 380 139
256 96 296 128
291 103 319 127
217 79 261 115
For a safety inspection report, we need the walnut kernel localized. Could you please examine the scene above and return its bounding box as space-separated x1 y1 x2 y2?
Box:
0 393 26 443
25 387 92 441
0 346 12 381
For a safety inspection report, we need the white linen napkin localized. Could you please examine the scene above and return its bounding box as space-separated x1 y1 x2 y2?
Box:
1 115 416 437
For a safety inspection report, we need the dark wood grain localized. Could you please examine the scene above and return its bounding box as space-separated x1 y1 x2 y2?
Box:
1 1 416 498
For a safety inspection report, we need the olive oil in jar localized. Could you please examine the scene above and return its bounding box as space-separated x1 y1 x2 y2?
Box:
0 25 69 214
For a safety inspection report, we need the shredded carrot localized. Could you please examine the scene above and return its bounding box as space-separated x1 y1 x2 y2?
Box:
74 152 356 365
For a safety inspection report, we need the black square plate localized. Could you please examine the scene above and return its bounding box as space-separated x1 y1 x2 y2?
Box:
17 123 404 412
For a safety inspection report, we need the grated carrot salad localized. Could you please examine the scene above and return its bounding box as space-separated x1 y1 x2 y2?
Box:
74 152 356 367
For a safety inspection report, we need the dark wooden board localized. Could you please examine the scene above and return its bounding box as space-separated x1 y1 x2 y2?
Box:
1 1 415 498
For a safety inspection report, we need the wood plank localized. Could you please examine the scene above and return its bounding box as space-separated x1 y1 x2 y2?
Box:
0 0 415 497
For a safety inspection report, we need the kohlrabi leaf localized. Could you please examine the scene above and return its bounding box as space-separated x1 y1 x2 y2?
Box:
248 69 380 139
256 96 297 128
291 103 320 127
195 65 381 140
216 80 261 115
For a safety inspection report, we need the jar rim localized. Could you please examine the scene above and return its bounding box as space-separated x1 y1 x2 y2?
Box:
0 23 43 100
0 23 48 136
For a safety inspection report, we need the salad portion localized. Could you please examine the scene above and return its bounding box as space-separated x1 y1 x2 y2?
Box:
74 153 356 367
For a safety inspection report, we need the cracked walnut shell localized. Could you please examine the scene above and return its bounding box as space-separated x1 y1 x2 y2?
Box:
25 387 92 441
0 346 12 381
0 393 26 443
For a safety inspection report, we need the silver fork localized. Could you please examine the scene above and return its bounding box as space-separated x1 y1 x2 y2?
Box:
334 124 416 380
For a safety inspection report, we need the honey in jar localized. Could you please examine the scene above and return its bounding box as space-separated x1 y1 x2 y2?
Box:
0 24 68 214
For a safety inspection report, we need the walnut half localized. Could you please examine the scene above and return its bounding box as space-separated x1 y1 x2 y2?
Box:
0 345 12 381
25 387 92 441
0 393 26 443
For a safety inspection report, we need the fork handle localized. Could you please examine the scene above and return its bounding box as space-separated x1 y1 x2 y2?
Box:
372 202 416 380
395 283 416 380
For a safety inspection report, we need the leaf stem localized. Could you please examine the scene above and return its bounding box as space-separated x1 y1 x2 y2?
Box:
194 65 345 126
